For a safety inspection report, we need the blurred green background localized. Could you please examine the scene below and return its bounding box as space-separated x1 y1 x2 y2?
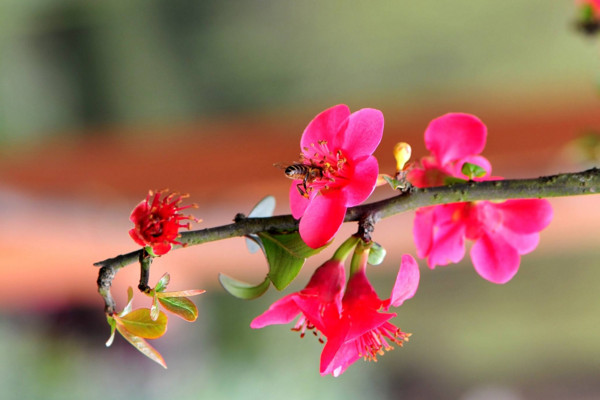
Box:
1 1 600 399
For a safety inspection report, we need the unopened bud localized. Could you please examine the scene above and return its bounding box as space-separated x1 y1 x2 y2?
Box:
393 142 411 172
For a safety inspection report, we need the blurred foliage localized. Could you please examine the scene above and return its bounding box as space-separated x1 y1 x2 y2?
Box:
0 0 595 141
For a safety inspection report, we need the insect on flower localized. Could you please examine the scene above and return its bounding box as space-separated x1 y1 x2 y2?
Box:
275 162 325 198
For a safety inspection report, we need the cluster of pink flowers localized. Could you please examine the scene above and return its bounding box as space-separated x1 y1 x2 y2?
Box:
251 106 554 376
251 247 419 377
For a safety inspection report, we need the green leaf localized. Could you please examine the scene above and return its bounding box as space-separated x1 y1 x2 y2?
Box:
218 274 270 300
158 296 198 322
382 175 407 191
155 273 170 293
105 315 117 347
258 232 327 290
115 308 168 339
156 289 205 298
115 324 167 369
248 195 276 218
145 245 158 257
246 196 276 254
461 162 487 179
150 292 160 321
245 234 264 254
119 287 135 317
367 242 387 266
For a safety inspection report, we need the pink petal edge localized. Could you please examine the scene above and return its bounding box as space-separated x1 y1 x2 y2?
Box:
388 254 420 309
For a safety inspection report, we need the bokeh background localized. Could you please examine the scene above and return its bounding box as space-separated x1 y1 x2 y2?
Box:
1 1 600 399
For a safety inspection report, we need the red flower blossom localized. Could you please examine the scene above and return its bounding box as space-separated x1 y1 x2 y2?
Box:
129 190 198 256
250 259 346 339
290 104 383 248
408 113 553 284
320 254 420 377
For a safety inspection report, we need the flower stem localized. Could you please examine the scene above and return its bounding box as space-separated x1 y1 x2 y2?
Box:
331 236 360 262
349 240 370 276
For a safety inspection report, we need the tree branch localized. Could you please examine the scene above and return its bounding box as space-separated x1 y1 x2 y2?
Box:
93 168 600 312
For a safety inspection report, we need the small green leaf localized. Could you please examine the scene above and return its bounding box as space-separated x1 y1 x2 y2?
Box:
248 195 276 218
461 162 487 179
246 196 276 254
156 289 205 298
150 292 160 321
115 324 167 369
245 234 264 254
158 296 198 322
580 4 594 22
219 274 270 300
382 175 406 190
115 308 167 339
367 242 387 266
105 315 117 347
155 273 170 293
258 232 327 290
119 287 135 317
145 246 158 257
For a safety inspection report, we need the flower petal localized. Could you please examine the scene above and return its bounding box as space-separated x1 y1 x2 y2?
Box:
342 155 379 207
388 254 420 309
299 191 347 249
499 229 540 255
339 108 384 157
301 104 350 153
470 233 520 284
289 180 311 219
320 322 353 376
427 220 466 268
425 113 487 166
250 294 300 328
413 207 435 259
495 199 553 234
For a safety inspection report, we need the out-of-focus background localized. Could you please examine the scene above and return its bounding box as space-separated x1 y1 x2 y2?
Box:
1 1 600 399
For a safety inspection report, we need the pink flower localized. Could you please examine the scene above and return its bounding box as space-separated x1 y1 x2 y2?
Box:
129 190 198 256
290 105 383 248
250 259 346 339
320 254 420 377
408 113 553 284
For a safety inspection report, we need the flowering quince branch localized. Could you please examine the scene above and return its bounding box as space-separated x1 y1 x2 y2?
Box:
94 104 600 374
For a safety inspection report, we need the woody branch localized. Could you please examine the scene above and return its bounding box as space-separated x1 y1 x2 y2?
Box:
94 167 600 313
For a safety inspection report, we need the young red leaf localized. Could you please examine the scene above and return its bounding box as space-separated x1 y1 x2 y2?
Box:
115 308 168 339
157 296 198 322
115 324 167 369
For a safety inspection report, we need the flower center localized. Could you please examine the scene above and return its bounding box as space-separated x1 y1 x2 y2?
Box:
301 140 350 193
355 322 410 362
144 213 164 238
